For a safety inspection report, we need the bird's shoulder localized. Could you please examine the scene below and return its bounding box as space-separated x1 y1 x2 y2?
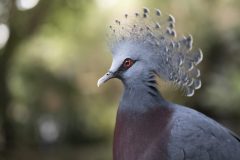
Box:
167 104 240 160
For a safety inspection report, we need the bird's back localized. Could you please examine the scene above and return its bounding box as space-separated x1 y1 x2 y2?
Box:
168 104 240 160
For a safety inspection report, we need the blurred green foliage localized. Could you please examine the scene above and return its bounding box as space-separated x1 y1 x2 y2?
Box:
0 0 240 159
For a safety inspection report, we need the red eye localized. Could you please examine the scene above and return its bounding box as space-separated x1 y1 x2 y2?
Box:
123 58 134 68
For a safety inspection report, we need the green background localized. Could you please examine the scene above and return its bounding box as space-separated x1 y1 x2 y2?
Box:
0 0 240 159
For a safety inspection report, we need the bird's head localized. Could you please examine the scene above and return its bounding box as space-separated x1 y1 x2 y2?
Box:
97 40 154 87
98 8 203 97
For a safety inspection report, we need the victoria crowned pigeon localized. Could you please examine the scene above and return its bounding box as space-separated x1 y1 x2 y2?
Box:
97 8 240 160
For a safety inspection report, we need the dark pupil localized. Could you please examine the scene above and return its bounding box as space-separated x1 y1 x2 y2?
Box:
125 60 131 67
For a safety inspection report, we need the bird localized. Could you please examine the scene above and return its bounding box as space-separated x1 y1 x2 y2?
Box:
97 7 240 160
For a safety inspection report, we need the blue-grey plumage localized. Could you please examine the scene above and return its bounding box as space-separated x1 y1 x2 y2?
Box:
98 7 240 160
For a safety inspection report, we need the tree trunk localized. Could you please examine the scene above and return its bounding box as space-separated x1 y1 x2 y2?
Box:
0 43 15 154
0 0 52 155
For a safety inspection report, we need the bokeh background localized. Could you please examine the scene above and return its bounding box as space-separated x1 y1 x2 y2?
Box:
0 0 240 159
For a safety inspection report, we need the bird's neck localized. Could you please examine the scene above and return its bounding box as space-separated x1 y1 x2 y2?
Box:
114 76 172 159
120 75 168 113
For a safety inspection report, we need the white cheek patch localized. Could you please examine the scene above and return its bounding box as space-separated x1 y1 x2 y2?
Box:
109 57 124 72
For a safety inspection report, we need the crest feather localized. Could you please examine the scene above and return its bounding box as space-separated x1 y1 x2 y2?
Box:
107 7 203 97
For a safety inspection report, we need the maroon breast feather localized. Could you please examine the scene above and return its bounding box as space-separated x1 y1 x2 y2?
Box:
113 105 174 160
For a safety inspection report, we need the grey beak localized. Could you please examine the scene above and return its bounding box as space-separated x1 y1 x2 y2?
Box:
97 71 114 87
